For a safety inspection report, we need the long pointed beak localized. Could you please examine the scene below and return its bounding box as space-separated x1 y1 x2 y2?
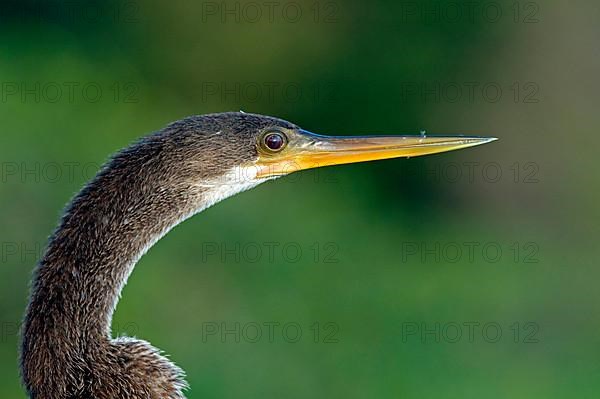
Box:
255 130 497 178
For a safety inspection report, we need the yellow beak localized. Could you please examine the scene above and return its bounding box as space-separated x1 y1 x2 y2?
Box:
255 129 497 178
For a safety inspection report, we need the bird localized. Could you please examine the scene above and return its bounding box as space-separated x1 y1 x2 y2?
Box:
20 112 496 398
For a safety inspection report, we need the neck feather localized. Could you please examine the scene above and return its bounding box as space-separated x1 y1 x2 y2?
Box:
24 148 260 344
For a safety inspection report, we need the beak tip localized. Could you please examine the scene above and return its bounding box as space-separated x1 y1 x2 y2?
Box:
472 136 498 146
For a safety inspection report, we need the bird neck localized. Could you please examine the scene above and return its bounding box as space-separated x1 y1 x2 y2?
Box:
25 140 262 343
30 172 203 340
21 130 265 398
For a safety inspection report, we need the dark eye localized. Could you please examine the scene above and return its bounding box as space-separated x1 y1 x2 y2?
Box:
263 132 286 152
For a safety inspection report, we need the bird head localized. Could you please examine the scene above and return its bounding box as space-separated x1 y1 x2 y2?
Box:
123 111 497 214
165 112 496 186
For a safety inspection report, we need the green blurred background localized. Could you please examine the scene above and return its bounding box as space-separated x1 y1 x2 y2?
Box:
1 0 599 397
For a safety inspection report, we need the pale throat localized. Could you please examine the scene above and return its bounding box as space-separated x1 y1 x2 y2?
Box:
133 165 268 262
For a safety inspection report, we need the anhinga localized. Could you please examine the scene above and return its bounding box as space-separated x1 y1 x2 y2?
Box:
20 112 495 398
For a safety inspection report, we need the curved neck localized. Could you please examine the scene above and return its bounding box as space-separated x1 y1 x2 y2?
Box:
30 169 203 340
25 139 261 346
20 123 267 398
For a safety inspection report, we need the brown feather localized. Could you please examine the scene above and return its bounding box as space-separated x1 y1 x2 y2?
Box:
21 112 297 398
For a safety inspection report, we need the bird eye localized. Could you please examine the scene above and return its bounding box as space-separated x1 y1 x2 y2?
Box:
263 132 287 152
